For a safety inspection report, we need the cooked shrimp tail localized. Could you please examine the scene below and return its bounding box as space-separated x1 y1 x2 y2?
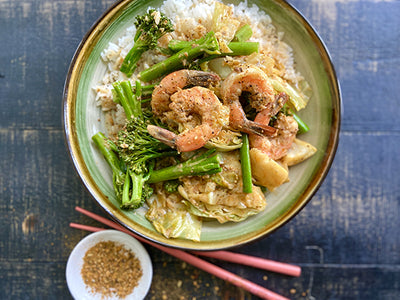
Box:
221 64 282 136
186 71 220 87
148 122 219 153
147 125 177 149
270 92 289 116
229 101 276 136
245 121 277 136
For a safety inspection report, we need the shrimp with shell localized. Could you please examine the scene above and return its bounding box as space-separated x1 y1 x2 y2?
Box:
148 85 229 152
220 64 277 136
151 69 221 116
249 92 298 160
221 64 298 160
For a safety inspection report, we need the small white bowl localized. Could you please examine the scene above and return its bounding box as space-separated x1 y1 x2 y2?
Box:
66 230 153 300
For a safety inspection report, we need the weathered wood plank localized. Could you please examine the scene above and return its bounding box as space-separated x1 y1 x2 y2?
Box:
288 0 400 132
0 0 115 130
0 261 399 300
0 129 104 261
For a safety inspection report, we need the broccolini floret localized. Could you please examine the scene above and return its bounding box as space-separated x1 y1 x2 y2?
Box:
117 117 175 174
112 80 175 209
120 9 174 77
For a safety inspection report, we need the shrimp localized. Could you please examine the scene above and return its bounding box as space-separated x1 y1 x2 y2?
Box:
151 69 220 116
249 92 298 160
220 64 277 136
147 86 230 152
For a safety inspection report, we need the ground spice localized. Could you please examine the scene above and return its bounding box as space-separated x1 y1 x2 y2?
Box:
81 240 143 299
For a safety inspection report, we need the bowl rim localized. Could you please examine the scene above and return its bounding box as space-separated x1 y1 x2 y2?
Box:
62 0 341 251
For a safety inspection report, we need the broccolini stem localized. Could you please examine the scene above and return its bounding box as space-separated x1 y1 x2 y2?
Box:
167 34 210 52
281 103 310 134
123 81 142 118
135 80 142 99
139 31 220 82
147 149 222 183
92 132 122 175
132 84 155 101
168 36 258 67
113 81 142 119
122 171 132 207
120 44 148 77
223 42 259 56
139 84 155 96
121 170 147 210
92 132 126 199
113 82 134 119
239 134 253 193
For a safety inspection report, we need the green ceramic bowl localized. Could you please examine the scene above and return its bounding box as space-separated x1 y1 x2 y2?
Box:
63 0 340 250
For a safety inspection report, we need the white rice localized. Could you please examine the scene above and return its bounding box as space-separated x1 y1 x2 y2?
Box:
94 0 303 136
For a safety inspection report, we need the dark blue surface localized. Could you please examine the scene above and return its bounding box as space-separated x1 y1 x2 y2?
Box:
1 0 399 299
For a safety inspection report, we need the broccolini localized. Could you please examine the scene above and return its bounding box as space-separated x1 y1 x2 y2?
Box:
120 9 174 77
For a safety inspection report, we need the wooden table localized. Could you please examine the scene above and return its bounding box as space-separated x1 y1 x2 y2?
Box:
1 0 399 299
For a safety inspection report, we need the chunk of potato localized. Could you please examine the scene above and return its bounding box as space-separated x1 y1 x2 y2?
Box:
281 138 317 167
249 148 288 191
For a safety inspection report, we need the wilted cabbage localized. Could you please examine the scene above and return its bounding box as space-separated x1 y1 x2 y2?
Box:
178 151 266 223
146 184 202 241
205 129 242 151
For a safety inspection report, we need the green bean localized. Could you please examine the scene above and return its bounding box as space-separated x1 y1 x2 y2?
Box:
239 134 253 193
291 110 310 134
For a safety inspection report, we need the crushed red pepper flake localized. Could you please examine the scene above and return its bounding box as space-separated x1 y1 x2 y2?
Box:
81 240 143 299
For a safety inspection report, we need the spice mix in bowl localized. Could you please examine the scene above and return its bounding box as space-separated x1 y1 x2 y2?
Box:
66 230 153 300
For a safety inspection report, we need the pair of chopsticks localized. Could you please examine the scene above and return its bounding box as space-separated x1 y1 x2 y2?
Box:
70 206 300 300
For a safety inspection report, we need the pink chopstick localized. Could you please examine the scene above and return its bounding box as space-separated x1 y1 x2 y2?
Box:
191 251 301 277
72 207 300 276
70 222 299 276
72 206 291 300
69 222 300 277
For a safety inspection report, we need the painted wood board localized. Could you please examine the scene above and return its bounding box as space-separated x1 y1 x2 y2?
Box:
0 0 399 299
